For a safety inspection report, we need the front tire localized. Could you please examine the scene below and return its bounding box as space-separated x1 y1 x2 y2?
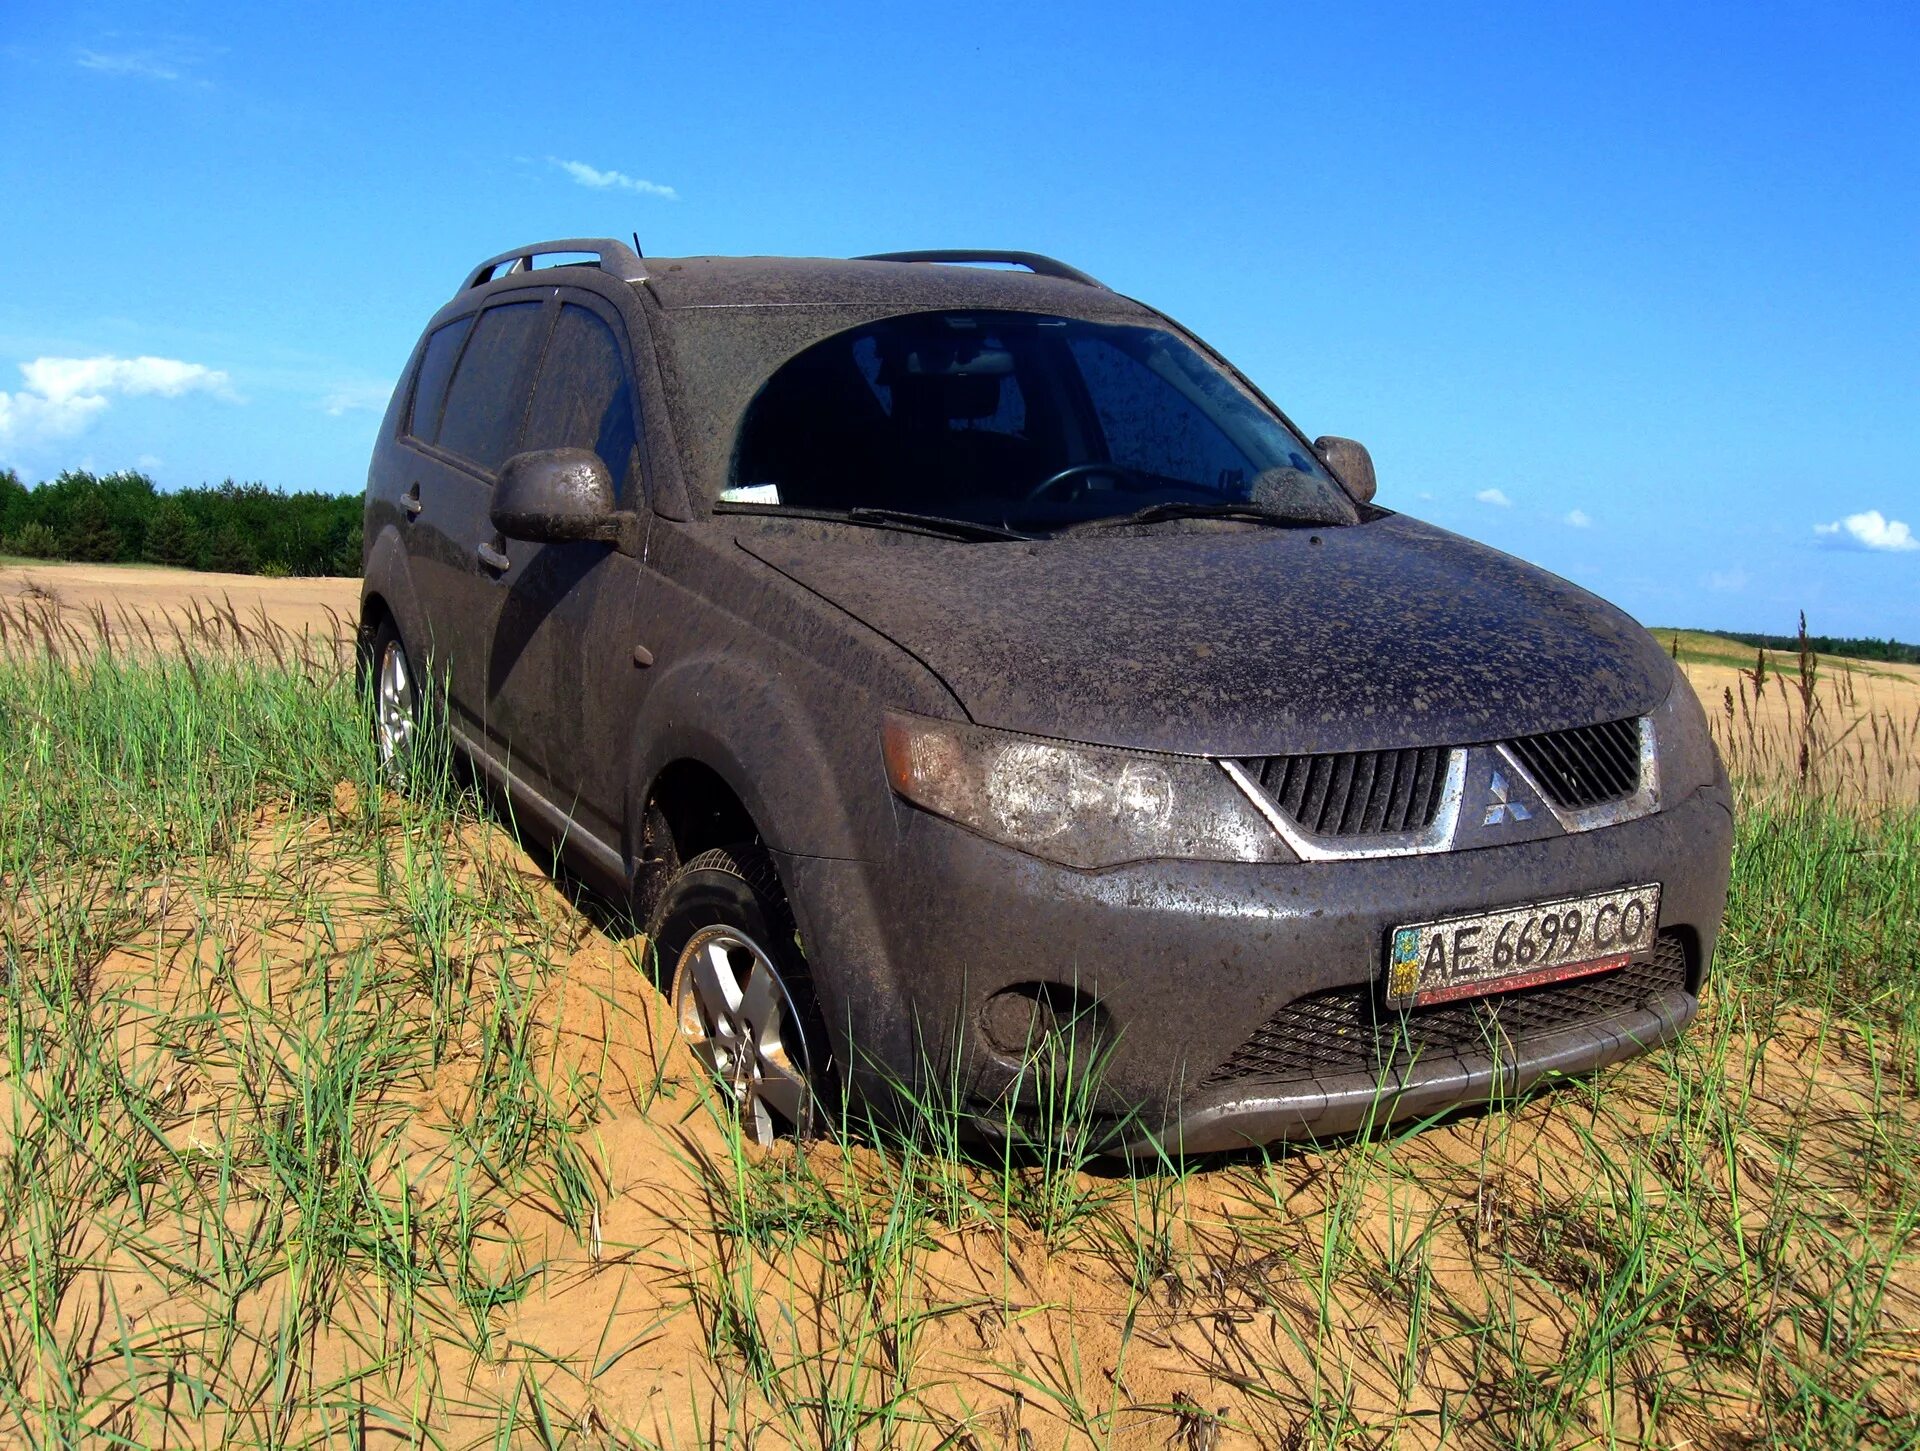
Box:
648 846 827 1145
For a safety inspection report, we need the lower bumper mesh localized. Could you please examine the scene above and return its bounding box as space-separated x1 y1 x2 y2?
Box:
1202 932 1691 1088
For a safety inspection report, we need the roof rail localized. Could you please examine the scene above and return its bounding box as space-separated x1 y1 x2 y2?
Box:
854 249 1106 289
463 237 647 291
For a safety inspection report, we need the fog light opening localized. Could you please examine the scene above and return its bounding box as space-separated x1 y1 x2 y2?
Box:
981 982 1109 1063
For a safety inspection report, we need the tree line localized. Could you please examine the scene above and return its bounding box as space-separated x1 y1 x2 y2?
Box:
0 469 362 577
1720 630 1920 666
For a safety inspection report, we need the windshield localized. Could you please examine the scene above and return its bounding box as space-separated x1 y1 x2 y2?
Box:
726 311 1358 533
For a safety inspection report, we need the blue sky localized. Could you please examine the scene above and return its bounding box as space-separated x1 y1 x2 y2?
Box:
2 0 1915 636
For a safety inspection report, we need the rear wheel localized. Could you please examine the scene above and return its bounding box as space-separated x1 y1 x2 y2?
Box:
363 617 419 782
648 845 826 1144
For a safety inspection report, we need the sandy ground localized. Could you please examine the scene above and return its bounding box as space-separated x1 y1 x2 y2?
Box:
5 563 1917 1441
0 559 359 653
23 795 1909 1448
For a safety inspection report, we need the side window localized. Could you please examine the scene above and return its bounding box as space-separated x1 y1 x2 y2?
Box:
520 304 641 501
406 315 474 443
1068 336 1252 489
435 300 549 474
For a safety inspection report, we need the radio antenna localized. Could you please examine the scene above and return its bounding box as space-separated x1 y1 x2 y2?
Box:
632 231 644 258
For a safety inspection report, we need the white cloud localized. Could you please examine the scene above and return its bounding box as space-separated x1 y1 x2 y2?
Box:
0 354 236 450
1814 509 1918 553
552 158 678 200
0 389 109 443
319 380 392 417
22 355 234 403
77 48 181 80
1475 488 1512 507
1708 568 1748 593
75 42 214 85
1565 508 1592 528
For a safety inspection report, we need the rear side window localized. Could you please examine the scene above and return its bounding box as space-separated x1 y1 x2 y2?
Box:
521 304 641 501
435 301 549 474
406 315 474 443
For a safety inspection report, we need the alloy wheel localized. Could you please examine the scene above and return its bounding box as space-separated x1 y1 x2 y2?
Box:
374 638 415 772
672 924 816 1144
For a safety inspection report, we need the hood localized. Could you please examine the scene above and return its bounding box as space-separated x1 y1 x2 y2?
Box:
739 513 1675 757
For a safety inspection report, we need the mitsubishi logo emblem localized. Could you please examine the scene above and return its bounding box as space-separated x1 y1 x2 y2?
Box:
1483 770 1533 826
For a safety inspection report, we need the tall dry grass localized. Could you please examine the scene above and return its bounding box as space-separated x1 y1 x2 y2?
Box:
0 576 353 671
1693 614 1920 808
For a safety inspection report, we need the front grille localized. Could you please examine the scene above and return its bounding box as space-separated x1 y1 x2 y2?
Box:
1256 747 1450 837
1504 717 1643 810
1203 933 1689 1088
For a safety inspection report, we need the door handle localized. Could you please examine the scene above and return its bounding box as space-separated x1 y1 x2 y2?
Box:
477 541 511 573
403 483 423 518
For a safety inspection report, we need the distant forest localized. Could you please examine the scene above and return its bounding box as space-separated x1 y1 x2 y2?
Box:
0 469 362 578
1722 631 1920 666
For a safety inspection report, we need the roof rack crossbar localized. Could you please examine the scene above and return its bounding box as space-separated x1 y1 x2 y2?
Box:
854 250 1106 289
464 237 647 291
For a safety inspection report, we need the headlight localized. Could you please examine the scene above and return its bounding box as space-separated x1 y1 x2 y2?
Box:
881 710 1290 868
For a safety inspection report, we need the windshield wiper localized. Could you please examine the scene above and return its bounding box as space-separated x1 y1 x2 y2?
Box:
715 501 1030 541
846 508 1031 540
1063 501 1318 533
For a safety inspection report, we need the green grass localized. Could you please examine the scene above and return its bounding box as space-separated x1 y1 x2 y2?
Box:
1649 627 1777 671
2 634 1918 1447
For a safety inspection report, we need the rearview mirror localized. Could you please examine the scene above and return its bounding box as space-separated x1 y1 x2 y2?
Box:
1313 436 1376 506
492 448 623 543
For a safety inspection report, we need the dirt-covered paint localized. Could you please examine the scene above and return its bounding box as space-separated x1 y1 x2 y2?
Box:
360 239 1734 1150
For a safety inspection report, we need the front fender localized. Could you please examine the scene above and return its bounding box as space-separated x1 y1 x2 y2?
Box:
625 649 878 860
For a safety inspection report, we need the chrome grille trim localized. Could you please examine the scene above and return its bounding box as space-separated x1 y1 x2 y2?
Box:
1220 750 1468 862
1496 717 1659 834
1506 716 1642 808
1225 717 1659 861
1257 746 1450 836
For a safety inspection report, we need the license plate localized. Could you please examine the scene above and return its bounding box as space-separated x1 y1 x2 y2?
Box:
1385 883 1661 1008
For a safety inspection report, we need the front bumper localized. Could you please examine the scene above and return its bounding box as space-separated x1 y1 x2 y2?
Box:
774 780 1733 1147
1125 986 1695 1154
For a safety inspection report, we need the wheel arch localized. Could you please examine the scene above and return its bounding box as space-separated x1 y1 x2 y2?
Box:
355 588 394 673
647 758 761 862
358 525 436 681
624 651 880 911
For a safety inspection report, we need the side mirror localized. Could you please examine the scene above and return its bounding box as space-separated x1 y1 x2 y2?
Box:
492 448 623 543
1313 436 1376 505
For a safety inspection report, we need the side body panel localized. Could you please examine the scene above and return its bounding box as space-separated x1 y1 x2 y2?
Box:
616 518 970 1071
364 325 452 681
488 287 654 829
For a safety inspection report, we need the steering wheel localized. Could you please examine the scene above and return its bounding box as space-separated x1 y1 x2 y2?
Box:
1020 462 1137 506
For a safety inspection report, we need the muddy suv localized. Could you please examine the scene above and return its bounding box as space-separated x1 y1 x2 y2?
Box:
361 238 1732 1152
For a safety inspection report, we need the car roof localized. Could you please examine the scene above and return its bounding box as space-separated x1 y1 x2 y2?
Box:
452 240 1163 326
443 242 1180 514
635 254 1158 320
